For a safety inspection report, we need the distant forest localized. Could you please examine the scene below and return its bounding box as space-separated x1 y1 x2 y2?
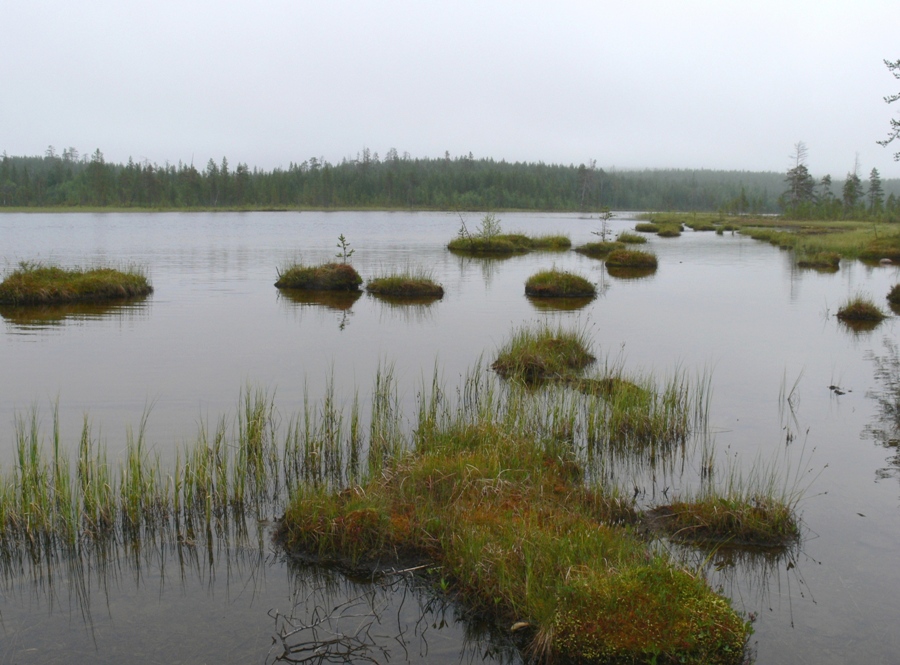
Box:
2 147 899 216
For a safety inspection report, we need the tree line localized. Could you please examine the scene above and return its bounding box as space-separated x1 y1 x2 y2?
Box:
1 145 898 215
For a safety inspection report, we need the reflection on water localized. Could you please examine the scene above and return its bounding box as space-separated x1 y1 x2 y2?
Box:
605 265 657 280
865 338 900 481
277 289 363 331
526 295 594 312
0 297 151 333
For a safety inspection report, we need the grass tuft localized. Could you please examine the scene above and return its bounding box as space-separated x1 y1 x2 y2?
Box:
524 269 596 298
836 293 886 322
275 262 363 291
0 261 152 306
573 241 626 258
605 249 659 269
616 231 647 244
491 323 596 383
366 268 444 298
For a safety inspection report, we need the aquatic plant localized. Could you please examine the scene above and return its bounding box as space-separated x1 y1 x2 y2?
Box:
888 284 900 305
275 262 363 291
616 231 647 244
836 293 886 322
605 249 658 269
656 225 682 238
573 241 626 258
634 222 660 233
524 269 595 298
491 323 596 383
366 268 444 298
0 261 152 306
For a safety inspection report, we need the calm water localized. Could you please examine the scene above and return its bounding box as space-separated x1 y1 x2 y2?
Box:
2 211 900 663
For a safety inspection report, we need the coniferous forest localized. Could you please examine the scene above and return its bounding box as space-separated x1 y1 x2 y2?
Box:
2 146 899 216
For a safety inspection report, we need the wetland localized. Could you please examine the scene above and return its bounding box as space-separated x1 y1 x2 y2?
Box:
1 210 900 663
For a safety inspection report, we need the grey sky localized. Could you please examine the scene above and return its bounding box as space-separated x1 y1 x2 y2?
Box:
3 1 899 178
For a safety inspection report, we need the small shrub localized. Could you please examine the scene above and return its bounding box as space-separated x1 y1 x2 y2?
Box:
525 269 596 298
275 262 363 291
605 249 658 269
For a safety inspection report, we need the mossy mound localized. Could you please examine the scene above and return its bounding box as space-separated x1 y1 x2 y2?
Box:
656 226 682 238
275 263 363 291
634 222 660 233
797 252 840 270
616 232 647 244
447 234 531 255
606 249 658 269
859 236 900 263
887 284 900 305
0 262 153 306
836 295 886 322
491 324 595 383
525 269 596 298
366 275 444 298
573 241 626 258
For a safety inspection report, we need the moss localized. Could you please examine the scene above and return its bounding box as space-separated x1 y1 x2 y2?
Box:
525 269 596 298
275 262 363 291
0 262 152 306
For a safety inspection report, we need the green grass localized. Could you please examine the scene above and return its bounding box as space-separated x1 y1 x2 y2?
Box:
0 261 152 305
529 234 572 250
837 294 887 322
656 226 682 238
525 269 596 298
605 249 659 269
366 269 444 298
634 222 660 233
796 251 840 270
616 231 647 244
275 262 363 291
491 323 596 383
573 241 626 258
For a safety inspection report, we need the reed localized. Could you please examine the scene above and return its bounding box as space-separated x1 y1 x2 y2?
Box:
0 261 152 306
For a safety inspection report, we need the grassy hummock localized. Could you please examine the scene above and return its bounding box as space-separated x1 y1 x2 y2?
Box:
0 262 152 306
605 249 659 269
836 294 886 322
887 284 900 305
492 323 595 383
366 270 444 298
797 252 840 270
275 262 363 291
634 222 660 233
525 269 596 298
656 225 682 238
573 241 626 258
616 231 648 244
278 412 750 665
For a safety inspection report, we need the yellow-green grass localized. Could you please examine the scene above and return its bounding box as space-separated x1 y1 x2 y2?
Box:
573 241 626 258
0 262 152 306
275 262 363 291
634 222 660 233
836 294 886 322
448 233 570 255
529 234 572 250
616 231 647 244
366 270 444 298
525 269 596 299
278 418 749 665
492 323 595 384
606 249 658 269
796 252 840 270
656 226 682 238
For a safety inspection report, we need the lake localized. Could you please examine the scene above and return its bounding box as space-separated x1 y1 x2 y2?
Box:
1 210 899 663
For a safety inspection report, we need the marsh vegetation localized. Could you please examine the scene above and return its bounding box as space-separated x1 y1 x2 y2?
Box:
275 262 363 291
0 261 152 305
366 268 444 299
524 269 595 299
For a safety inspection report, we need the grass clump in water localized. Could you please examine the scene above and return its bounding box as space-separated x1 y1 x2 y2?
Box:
616 231 647 244
887 284 900 305
836 294 886 322
525 269 596 299
275 262 363 291
634 222 660 233
656 225 682 238
278 383 750 664
606 249 658 269
797 252 840 270
491 323 595 383
573 241 626 258
0 261 152 306
366 269 444 298
529 234 572 250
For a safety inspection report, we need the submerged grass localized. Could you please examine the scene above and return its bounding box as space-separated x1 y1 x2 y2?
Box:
275 262 363 291
524 269 596 299
0 261 152 306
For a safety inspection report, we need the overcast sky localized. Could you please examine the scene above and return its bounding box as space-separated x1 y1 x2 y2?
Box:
3 1 899 177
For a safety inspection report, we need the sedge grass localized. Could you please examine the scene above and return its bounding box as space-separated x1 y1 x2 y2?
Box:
573 240 626 258
366 268 444 298
796 251 840 270
0 261 152 306
605 249 658 269
275 262 363 291
836 293 887 322
616 231 647 244
491 323 596 383
524 269 596 298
